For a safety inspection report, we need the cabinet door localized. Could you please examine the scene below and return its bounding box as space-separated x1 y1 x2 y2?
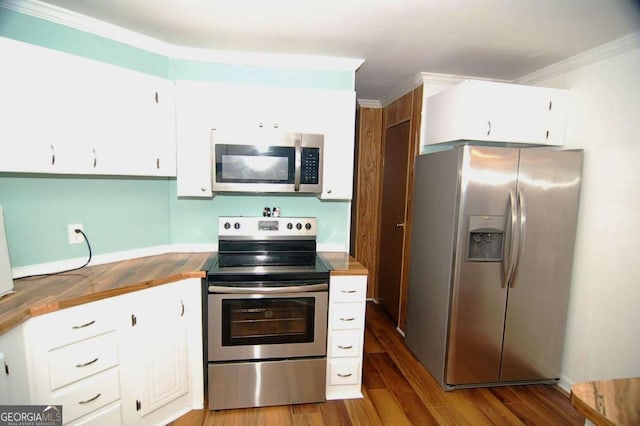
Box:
175 81 217 197
290 89 356 200
119 279 203 425
0 325 30 404
423 80 567 146
0 37 81 173
0 37 176 177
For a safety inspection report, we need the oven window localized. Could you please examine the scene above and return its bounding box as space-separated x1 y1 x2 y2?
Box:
221 297 315 346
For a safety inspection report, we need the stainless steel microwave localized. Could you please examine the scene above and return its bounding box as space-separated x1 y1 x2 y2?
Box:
212 132 323 194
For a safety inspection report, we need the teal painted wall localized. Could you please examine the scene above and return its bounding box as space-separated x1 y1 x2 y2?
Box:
169 183 350 246
0 8 352 268
0 174 171 267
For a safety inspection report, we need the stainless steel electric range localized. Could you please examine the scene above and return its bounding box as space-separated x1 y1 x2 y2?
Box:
204 216 330 410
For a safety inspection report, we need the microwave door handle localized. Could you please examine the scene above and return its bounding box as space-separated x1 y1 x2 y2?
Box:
294 138 301 192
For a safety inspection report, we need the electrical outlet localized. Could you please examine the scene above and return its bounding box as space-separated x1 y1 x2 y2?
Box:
68 224 84 245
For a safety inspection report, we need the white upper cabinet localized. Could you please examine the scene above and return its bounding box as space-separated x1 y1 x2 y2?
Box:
0 37 176 177
423 79 568 146
175 81 357 199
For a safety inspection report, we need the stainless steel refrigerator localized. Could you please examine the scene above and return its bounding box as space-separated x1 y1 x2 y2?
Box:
404 145 583 389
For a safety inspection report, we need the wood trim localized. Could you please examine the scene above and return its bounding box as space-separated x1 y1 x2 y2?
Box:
397 85 423 333
352 107 383 298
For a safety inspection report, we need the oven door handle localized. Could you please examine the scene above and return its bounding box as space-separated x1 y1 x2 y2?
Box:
208 283 328 294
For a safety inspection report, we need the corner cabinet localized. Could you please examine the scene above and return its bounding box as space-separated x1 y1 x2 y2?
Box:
423 79 568 146
0 36 176 177
326 274 367 400
175 81 356 199
21 279 203 425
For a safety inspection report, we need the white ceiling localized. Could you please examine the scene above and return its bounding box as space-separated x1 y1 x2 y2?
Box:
34 0 640 100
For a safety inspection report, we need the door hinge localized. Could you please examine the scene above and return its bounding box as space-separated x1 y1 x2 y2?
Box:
136 399 141 411
131 314 137 327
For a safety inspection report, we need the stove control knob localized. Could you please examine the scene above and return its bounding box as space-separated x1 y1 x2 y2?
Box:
296 222 302 230
287 222 293 230
223 222 231 230
305 222 312 230
234 222 241 230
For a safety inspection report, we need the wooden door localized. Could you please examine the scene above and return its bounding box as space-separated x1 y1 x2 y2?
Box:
377 120 411 323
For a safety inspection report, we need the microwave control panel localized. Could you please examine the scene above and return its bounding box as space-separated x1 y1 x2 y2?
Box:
301 148 320 184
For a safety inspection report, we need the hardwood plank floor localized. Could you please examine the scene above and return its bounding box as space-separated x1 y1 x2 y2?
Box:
171 301 584 425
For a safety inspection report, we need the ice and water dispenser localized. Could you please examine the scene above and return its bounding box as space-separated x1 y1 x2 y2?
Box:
467 215 505 261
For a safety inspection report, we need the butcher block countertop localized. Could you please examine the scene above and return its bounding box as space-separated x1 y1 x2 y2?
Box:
0 251 366 335
571 377 640 426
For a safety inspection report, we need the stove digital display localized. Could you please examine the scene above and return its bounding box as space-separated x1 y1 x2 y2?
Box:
258 220 279 231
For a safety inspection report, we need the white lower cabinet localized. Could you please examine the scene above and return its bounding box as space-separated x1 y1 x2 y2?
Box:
119 279 203 425
0 324 29 404
326 274 367 400
21 278 203 425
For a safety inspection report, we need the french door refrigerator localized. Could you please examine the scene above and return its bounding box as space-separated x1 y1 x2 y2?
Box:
405 145 583 389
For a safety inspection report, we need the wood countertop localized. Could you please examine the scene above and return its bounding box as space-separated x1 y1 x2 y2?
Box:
319 252 368 276
571 377 640 425
0 251 366 335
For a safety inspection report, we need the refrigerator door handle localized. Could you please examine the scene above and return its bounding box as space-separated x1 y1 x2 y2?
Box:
510 189 527 288
502 190 519 289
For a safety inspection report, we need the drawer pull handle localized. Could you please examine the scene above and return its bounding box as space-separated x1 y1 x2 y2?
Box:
338 345 353 350
340 317 356 322
341 290 357 294
75 357 99 368
78 393 101 405
337 373 353 378
72 320 96 329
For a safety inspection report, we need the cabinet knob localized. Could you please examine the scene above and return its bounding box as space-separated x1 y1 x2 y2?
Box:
273 122 279 128
327 189 332 194
156 158 160 169
92 148 97 168
487 120 492 136
50 144 55 166
201 187 207 192
258 122 264 128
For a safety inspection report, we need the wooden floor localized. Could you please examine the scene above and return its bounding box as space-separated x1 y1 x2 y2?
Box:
171 301 584 425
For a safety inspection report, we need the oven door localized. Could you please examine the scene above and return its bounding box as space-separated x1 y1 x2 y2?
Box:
208 285 328 362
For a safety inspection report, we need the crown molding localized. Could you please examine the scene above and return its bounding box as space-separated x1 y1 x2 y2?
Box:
0 0 364 71
379 72 509 105
515 32 640 84
356 99 382 109
0 0 170 55
166 44 364 71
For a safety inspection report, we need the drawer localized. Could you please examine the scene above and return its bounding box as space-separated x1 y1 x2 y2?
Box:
68 401 121 426
328 330 362 358
330 303 365 330
51 367 120 424
27 299 118 350
330 277 366 303
328 359 361 386
48 332 119 391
